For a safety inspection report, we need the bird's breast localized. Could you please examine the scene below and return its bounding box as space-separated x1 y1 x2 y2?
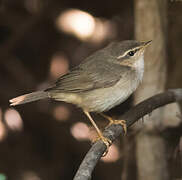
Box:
80 57 144 112
80 75 142 112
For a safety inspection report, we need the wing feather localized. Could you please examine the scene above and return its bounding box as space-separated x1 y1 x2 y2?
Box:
47 53 130 93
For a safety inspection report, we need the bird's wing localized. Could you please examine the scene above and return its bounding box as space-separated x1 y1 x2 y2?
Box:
47 61 130 93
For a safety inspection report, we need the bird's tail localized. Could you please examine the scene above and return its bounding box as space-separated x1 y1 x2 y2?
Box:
9 91 49 106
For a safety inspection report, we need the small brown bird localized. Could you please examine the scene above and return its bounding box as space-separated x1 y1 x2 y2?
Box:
10 40 151 153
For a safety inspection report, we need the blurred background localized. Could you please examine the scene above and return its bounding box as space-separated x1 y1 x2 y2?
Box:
0 0 182 179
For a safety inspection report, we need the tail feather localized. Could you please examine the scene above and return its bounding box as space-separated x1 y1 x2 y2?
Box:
9 91 49 106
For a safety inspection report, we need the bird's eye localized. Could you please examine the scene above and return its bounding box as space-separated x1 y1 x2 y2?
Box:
128 50 135 56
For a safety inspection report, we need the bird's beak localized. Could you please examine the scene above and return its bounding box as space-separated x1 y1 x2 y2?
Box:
142 40 152 48
138 40 152 54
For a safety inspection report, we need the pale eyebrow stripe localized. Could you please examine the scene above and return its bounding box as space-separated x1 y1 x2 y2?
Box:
116 47 141 59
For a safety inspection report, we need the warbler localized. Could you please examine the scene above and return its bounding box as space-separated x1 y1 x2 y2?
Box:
10 40 151 153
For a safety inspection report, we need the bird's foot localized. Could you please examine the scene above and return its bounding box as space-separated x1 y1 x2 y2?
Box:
92 136 112 156
100 113 127 135
107 119 127 135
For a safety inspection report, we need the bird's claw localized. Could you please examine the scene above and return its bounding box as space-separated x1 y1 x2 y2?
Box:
92 136 112 156
108 119 127 135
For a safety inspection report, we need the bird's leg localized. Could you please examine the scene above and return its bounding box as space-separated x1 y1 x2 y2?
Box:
83 110 112 156
100 113 127 135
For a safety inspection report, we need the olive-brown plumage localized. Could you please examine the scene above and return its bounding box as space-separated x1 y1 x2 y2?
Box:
9 40 151 154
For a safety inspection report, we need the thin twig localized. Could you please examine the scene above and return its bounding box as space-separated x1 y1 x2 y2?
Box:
73 89 182 180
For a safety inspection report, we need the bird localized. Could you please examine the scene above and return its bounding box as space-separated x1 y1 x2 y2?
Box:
9 40 151 154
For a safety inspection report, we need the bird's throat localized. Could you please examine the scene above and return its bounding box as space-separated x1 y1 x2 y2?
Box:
133 55 144 82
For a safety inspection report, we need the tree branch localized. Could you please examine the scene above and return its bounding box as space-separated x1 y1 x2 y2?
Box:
73 89 182 180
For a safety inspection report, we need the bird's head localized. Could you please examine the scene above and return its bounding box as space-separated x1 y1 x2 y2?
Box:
106 40 152 67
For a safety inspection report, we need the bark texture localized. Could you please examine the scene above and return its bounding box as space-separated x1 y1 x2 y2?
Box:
134 1 171 180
